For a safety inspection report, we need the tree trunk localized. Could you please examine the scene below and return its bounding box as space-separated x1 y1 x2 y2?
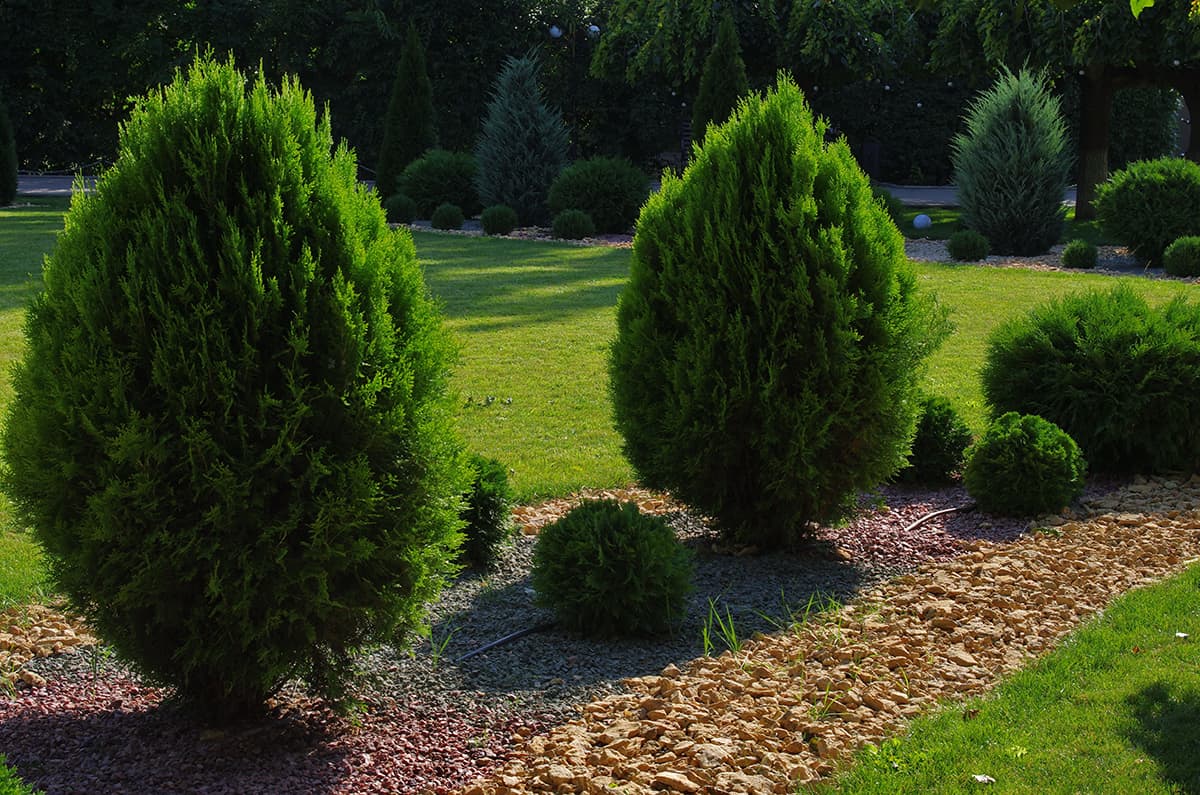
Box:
1075 66 1113 222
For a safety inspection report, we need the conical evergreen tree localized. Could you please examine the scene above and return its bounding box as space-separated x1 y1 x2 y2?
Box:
0 92 16 206
691 12 749 145
474 52 568 225
376 23 437 199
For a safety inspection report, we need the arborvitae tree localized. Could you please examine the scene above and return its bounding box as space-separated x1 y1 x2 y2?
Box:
375 23 437 198
610 75 949 550
691 12 749 144
474 52 569 225
1 55 468 720
0 92 16 205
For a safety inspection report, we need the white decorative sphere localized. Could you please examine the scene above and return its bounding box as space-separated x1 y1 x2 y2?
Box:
913 213 932 230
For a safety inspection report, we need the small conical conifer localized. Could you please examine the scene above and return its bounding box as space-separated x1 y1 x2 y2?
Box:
691 12 749 144
376 23 437 198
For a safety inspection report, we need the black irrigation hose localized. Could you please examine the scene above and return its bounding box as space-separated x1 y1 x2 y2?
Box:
454 620 558 664
901 501 977 534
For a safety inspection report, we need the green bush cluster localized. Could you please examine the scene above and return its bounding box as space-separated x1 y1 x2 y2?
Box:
895 395 973 485
982 285 1200 474
946 229 989 261
1094 157 1200 266
480 204 518 236
431 202 464 230
0 56 468 719
610 76 949 550
547 156 649 234
952 68 1071 256
399 149 479 218
963 412 1085 516
383 193 417 224
551 208 595 240
531 500 693 637
0 92 15 206
1061 239 1097 269
459 454 515 568
1163 236 1200 278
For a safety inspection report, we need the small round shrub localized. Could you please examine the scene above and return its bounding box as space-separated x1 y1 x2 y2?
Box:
951 67 1071 256
459 455 515 568
551 208 595 239
1094 157 1200 265
982 284 1200 473
431 202 464 230
895 395 973 485
1162 236 1200 277
547 156 650 233
399 149 479 217
480 204 519 236
1060 238 1097 269
947 229 989 261
383 192 417 224
531 500 693 637
0 56 468 719
963 412 1085 516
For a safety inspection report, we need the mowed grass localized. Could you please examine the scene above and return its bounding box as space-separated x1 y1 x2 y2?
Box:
813 560 1200 794
898 205 1111 247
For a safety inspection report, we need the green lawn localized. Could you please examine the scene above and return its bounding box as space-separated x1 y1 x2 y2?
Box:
898 205 1111 247
813 560 1200 794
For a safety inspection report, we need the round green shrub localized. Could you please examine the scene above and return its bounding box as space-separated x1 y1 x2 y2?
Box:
431 202 464 230
1094 157 1200 266
480 204 519 236
895 395 973 485
531 500 693 637
547 156 649 234
946 229 989 261
610 75 949 549
383 192 417 224
1060 239 1097 270
1162 236 1200 278
951 67 1071 256
963 412 1085 516
459 454 515 568
0 55 468 719
551 208 595 240
399 149 479 218
982 285 1200 474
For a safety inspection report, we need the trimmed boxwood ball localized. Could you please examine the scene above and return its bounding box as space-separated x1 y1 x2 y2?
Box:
1061 238 1097 269
1163 236 1200 277
0 55 469 719
1094 157 1200 266
946 229 989 261
610 75 950 549
459 454 515 568
981 285 1200 474
431 202 464 230
551 208 595 239
547 156 650 233
531 500 693 637
383 192 417 224
399 149 479 217
895 394 973 485
963 412 1085 516
480 204 518 236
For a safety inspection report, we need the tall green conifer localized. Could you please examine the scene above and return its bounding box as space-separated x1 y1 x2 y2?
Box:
691 13 749 144
376 23 437 198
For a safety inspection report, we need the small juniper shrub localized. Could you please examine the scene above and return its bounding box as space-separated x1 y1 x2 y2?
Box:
480 204 519 236
552 208 595 239
547 156 650 233
946 229 989 261
1162 236 1200 277
383 193 417 224
982 285 1200 473
963 412 1085 516
1094 157 1200 265
459 454 515 568
399 149 479 218
0 757 35 795
895 394 973 485
1060 238 1097 269
431 202 464 230
871 186 906 226
531 500 693 637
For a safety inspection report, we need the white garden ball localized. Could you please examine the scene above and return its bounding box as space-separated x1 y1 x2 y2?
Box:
913 213 932 230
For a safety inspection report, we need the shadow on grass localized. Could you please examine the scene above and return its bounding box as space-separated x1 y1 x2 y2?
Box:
1125 681 1200 794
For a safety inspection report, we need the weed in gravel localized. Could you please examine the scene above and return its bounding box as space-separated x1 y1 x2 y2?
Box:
701 597 743 656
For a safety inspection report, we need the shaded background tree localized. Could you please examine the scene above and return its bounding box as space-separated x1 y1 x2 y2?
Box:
691 12 750 143
375 22 437 198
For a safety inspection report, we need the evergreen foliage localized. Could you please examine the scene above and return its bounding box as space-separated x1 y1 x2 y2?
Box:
691 12 750 144
610 75 950 549
383 193 416 224
474 53 569 226
963 412 1085 516
480 204 518 235
982 285 1200 474
430 202 464 230
459 454 514 568
375 23 437 199
1061 239 1097 269
398 149 479 218
0 93 15 206
1094 157 1200 266
1163 236 1200 277
531 500 693 637
896 395 973 485
0 56 468 719
952 68 1071 256
547 156 649 233
946 229 989 261
551 208 595 240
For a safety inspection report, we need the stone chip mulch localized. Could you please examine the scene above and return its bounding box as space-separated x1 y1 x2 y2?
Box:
460 475 1200 794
